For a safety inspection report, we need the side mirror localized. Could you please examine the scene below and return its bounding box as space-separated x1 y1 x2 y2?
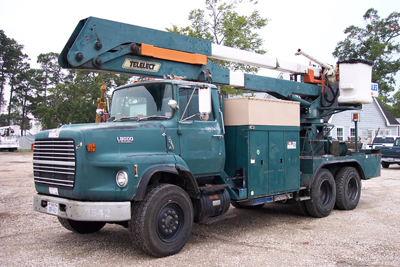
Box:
168 99 179 110
198 86 211 121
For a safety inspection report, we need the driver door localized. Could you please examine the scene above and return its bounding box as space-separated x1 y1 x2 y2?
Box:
177 87 225 176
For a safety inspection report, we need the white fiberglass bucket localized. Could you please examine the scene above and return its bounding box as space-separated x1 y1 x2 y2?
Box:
338 59 373 104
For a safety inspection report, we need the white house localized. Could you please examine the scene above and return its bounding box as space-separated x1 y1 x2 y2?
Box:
328 97 400 143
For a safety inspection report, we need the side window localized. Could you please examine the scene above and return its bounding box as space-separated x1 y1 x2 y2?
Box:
336 127 344 141
350 127 356 141
179 88 214 121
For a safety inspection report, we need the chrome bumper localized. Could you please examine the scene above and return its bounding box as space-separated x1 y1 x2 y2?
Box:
33 194 131 222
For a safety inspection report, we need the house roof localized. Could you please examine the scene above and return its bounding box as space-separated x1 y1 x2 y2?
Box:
374 98 400 126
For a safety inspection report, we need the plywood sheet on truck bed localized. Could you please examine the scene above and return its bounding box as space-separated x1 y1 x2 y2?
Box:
224 97 300 126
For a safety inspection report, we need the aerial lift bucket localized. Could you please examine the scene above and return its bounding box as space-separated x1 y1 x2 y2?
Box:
337 59 373 104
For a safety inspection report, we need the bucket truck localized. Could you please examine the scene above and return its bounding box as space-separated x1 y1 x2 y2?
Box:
32 17 381 257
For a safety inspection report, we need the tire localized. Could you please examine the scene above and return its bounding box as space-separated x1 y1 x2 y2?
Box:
305 169 336 218
335 167 361 210
381 162 390 168
129 184 193 257
293 200 310 216
231 201 264 210
58 217 105 234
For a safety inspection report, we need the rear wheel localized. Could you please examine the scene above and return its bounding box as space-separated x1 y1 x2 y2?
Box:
293 200 310 216
58 218 105 234
335 167 361 210
381 162 390 168
305 169 336 218
129 184 193 257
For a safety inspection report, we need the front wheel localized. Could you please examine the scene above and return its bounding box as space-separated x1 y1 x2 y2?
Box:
305 169 336 218
129 184 193 257
58 218 105 234
335 167 361 210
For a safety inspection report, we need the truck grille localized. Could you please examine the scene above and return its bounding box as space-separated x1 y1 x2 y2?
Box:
33 138 76 189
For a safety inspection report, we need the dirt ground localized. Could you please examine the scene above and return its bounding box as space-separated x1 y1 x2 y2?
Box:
1 151 399 267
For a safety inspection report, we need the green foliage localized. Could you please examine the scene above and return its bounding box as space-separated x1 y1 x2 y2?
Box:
0 30 133 132
0 30 29 123
391 90 400 118
11 68 37 134
167 0 268 95
379 89 400 118
36 52 64 102
0 112 20 126
37 70 129 130
333 8 400 102
0 30 19 110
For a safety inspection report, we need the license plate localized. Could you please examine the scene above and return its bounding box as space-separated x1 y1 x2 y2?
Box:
47 202 59 215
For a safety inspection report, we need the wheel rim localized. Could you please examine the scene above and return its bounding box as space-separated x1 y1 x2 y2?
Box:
346 176 358 200
320 180 332 205
157 202 184 242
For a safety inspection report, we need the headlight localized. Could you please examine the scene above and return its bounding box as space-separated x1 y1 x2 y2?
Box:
116 170 128 187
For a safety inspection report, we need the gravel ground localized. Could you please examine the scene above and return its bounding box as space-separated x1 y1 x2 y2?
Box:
1 151 400 266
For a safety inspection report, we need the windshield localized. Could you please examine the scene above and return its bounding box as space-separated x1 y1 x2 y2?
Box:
109 83 173 122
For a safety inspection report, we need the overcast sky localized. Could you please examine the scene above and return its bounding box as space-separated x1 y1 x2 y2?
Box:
1 0 399 87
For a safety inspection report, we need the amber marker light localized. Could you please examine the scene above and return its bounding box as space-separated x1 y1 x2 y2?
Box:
352 113 360 122
86 143 96 152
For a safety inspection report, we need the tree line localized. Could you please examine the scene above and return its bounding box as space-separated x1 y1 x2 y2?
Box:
0 1 399 136
0 32 129 135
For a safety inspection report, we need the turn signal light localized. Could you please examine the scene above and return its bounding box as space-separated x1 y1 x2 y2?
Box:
31 143 34 151
86 143 96 152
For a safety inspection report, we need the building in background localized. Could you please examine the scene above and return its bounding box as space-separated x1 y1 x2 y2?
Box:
328 98 400 143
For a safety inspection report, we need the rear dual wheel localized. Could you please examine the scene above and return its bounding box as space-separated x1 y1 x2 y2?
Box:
335 167 361 210
305 167 362 217
305 169 336 218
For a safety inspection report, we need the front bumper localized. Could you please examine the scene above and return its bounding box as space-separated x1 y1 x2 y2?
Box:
33 194 131 222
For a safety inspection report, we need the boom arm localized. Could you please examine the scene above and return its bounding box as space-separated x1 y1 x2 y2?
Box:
59 17 323 100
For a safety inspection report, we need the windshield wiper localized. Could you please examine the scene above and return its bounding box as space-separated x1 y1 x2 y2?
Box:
137 115 170 122
113 116 139 122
